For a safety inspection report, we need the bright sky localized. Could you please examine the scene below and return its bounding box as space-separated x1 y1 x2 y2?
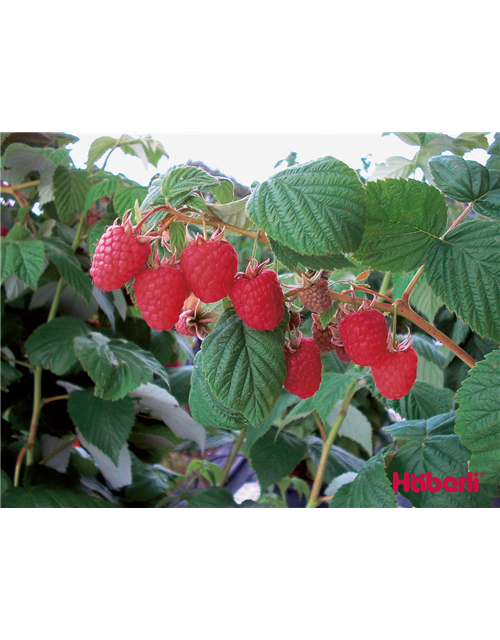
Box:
68 133 492 187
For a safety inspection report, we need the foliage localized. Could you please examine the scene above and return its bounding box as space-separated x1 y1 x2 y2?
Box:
1 131 499 508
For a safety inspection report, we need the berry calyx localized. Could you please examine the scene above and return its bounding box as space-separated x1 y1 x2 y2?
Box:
371 347 418 399
134 256 190 331
338 308 388 366
175 301 218 340
180 228 238 303
311 314 335 353
284 335 322 399
90 212 153 291
230 259 284 331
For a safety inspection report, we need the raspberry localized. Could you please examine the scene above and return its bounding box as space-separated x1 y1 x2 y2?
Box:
297 275 332 313
311 314 335 353
1 226 9 237
289 311 302 331
176 310 197 337
230 260 284 330
284 337 322 399
90 222 151 291
371 347 418 399
180 230 238 303
334 345 352 363
134 264 189 330
165 359 181 368
175 303 217 339
339 308 388 366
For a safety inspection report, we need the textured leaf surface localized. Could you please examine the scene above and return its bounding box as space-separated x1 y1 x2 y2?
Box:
384 412 456 442
202 308 286 425
332 404 373 456
425 220 500 341
269 237 352 271
356 179 447 272
455 350 500 484
84 177 122 211
42 238 93 301
77 430 132 490
68 390 135 464
249 427 307 489
2 486 113 508
73 333 169 400
161 165 219 207
387 381 454 420
1 240 45 289
247 156 366 256
429 155 490 202
208 197 253 231
113 185 148 214
25 317 89 375
53 166 91 222
186 487 238 508
306 437 364 485
330 450 397 508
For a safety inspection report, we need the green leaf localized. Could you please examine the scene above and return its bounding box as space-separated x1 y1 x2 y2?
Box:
161 166 219 207
1 470 13 495
0 240 45 289
371 156 417 180
486 133 500 172
384 412 456 442
455 349 500 484
25 317 90 374
2 486 113 508
42 238 93 302
269 237 352 272
249 426 307 490
140 174 165 212
210 178 235 204
245 393 298 451
333 404 373 456
86 213 115 257
113 185 148 215
185 458 223 486
387 434 494 508
247 156 366 256
330 449 397 508
67 390 135 464
1 361 22 390
84 177 122 211
473 171 500 221
189 353 249 431
87 136 120 168
429 155 491 202
53 166 91 222
73 332 169 400
411 334 447 388
386 382 454 420
169 220 188 254
355 179 448 273
201 308 287 425
311 371 360 423
425 220 500 341
208 197 254 232
186 487 238 508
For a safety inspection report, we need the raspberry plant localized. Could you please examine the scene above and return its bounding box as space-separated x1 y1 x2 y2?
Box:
1 132 499 508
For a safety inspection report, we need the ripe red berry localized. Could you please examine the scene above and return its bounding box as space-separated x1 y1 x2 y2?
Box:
90 223 151 291
339 309 388 366
230 260 284 330
165 359 181 368
284 337 322 399
134 264 189 330
1 226 9 237
175 310 197 336
371 347 418 399
311 314 335 353
180 231 238 303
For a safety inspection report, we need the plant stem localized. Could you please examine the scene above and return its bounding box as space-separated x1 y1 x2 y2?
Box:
39 436 77 466
313 410 326 442
1 180 41 193
218 428 246 487
15 215 87 483
401 265 425 304
442 202 474 237
392 302 399 349
306 379 359 508
378 271 392 298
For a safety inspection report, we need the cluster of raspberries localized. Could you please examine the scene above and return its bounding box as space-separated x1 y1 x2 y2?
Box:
90 218 417 402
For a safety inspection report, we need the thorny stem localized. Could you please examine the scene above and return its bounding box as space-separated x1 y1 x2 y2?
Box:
442 202 474 237
218 428 247 487
39 436 77 466
306 379 359 508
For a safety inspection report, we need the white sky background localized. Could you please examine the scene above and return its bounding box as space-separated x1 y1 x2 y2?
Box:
68 133 492 188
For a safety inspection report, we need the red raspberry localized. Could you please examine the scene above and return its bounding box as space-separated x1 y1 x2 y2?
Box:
289 311 302 331
334 345 352 363
90 222 151 291
176 310 197 336
1 226 9 237
338 309 388 366
175 302 218 339
180 230 238 303
311 314 335 353
134 264 189 330
230 260 284 330
284 337 322 399
371 347 418 399
165 359 181 368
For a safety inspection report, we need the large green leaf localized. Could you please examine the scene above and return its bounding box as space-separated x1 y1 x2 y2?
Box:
388 434 494 508
161 165 219 207
425 220 500 341
355 179 447 273
189 353 249 431
249 426 307 490
429 155 491 202
474 171 500 221
201 308 286 425
334 404 373 456
42 237 93 301
384 412 456 442
53 166 91 222
0 239 45 289
2 486 113 508
113 185 148 214
330 449 397 508
185 487 239 508
486 133 500 171
208 197 254 231
73 332 169 400
386 382 454 420
247 156 366 256
269 237 352 272
455 349 500 484
68 390 135 464
84 176 122 212
87 134 168 169
25 317 89 375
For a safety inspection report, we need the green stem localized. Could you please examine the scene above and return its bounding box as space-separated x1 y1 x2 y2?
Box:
219 428 247 487
392 302 398 349
306 379 359 508
378 271 392 298
15 215 87 481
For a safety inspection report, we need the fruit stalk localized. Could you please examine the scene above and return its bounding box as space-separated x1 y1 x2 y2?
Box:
218 428 247 487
